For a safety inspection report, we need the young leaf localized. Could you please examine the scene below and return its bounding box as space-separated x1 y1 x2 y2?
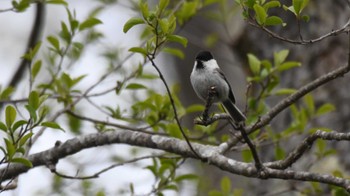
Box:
277 61 301 71
5 138 15 159
12 120 27 132
0 87 14 100
31 60 42 79
129 47 148 56
12 157 33 168
5 105 17 128
273 88 297 95
220 176 231 194
242 149 253 162
174 174 198 182
247 53 261 75
263 1 281 10
265 16 284 26
275 144 285 160
0 122 7 132
47 36 60 51
253 4 267 25
79 18 103 31
19 132 33 147
166 35 188 47
123 17 144 33
25 105 37 122
159 0 169 12
41 121 64 131
125 83 147 90
29 91 40 110
274 50 289 66
316 103 335 116
163 47 185 59
46 0 68 6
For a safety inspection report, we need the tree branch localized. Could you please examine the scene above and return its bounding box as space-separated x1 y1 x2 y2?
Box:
247 64 350 134
1 129 350 191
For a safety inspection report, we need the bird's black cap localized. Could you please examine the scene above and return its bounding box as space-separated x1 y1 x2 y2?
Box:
195 51 214 61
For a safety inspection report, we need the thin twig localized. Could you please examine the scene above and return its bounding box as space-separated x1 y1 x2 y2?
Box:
246 64 350 134
66 111 167 136
147 55 200 158
248 18 350 45
265 130 350 169
52 154 178 180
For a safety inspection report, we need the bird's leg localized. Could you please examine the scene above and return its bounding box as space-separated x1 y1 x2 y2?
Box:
201 86 216 125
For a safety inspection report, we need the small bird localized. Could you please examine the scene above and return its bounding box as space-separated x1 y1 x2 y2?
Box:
190 51 246 123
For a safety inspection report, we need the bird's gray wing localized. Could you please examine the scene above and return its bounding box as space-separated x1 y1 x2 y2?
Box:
215 68 236 103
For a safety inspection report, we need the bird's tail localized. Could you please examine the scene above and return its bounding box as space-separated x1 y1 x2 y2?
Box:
222 100 246 122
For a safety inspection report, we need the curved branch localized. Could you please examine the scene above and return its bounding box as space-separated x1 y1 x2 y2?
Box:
266 130 350 169
1 129 350 191
7 2 45 89
247 64 350 133
248 18 350 45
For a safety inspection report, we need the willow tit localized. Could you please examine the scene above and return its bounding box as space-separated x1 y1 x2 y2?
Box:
190 51 246 123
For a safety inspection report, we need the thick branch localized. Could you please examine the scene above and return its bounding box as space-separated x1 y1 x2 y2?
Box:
1 129 350 191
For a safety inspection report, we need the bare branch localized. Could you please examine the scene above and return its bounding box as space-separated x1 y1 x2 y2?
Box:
1 129 350 191
266 130 350 169
51 154 176 180
246 64 350 134
248 17 350 45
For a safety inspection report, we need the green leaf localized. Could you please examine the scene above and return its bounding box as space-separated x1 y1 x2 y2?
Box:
265 16 284 26
302 15 310 22
140 1 149 19
304 94 315 116
79 18 103 31
0 122 7 132
166 35 188 47
263 1 281 10
5 138 15 159
316 103 335 116
163 47 185 59
242 149 253 162
247 53 261 75
220 176 231 193
5 105 17 128
159 18 169 33
60 21 71 43
41 121 64 131
275 144 285 160
253 4 267 25
25 105 37 122
123 17 144 33
0 87 14 100
293 0 309 16
47 36 60 51
125 83 147 90
12 120 27 132
174 174 198 182
129 47 148 56
12 157 33 167
273 88 297 95
46 0 68 6
158 0 169 12
277 61 301 71
19 132 33 147
29 91 40 110
274 50 289 66
31 60 42 80
186 104 205 114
